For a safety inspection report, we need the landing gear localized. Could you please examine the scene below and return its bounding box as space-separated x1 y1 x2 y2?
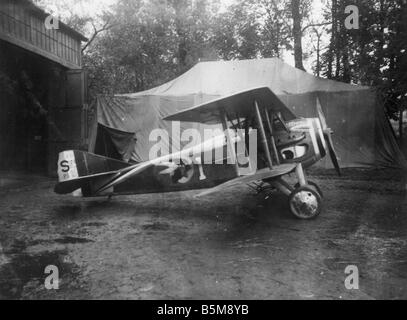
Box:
265 163 323 220
288 186 321 219
294 180 323 198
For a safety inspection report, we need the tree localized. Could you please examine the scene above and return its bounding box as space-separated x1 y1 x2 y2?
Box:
319 0 407 131
212 1 260 60
168 0 218 72
35 0 406 132
247 0 292 58
291 0 305 70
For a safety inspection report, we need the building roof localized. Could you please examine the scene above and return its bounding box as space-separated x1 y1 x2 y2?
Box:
24 0 88 42
0 0 88 68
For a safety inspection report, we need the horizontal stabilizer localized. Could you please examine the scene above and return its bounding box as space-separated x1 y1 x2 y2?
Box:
54 171 118 194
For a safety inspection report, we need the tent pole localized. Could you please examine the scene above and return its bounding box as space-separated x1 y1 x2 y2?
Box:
88 101 98 153
254 100 273 169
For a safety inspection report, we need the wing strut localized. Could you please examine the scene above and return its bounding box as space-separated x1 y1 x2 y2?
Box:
264 108 280 165
254 100 273 170
220 109 239 175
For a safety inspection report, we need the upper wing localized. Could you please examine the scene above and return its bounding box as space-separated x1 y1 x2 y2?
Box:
194 163 297 197
163 86 296 124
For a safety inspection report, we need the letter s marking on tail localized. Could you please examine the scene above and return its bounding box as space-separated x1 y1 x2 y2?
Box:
57 151 79 182
60 160 70 172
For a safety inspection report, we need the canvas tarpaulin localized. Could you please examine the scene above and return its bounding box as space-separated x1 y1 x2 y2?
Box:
96 58 407 169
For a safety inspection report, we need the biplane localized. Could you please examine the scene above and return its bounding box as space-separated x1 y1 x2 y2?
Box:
54 86 340 219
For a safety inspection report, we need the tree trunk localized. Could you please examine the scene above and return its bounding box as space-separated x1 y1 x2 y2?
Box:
325 0 337 79
400 109 404 141
331 0 339 79
291 0 305 71
314 29 322 77
342 47 351 82
171 0 188 70
316 36 320 77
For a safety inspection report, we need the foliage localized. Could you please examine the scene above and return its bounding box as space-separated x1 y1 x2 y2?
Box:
320 0 407 118
34 0 406 120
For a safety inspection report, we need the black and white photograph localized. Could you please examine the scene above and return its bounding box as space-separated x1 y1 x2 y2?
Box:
0 0 406 303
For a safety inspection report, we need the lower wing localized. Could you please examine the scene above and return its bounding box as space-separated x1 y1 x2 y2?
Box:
194 164 297 197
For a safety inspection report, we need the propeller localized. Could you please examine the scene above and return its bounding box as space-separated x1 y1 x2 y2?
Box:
316 98 341 176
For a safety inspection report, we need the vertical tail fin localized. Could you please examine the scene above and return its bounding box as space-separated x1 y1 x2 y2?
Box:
55 150 130 195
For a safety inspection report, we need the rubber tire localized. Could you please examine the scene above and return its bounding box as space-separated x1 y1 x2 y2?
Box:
288 186 322 220
294 180 323 198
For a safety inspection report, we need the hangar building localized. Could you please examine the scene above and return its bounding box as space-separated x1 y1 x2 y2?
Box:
0 0 87 176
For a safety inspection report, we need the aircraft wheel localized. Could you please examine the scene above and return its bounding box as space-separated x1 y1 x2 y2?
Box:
288 186 322 220
294 180 323 198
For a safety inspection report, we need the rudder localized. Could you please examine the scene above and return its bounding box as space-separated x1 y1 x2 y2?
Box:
55 150 130 196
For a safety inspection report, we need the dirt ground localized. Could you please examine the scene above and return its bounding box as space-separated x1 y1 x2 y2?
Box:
0 168 406 300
